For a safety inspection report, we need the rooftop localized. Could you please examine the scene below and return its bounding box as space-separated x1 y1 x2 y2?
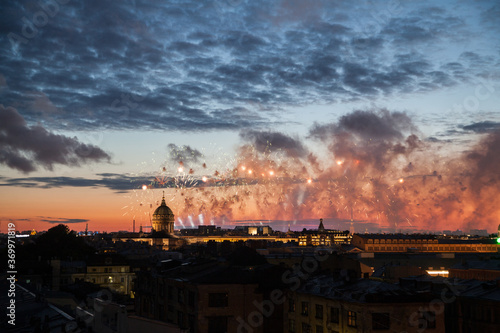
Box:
297 275 434 303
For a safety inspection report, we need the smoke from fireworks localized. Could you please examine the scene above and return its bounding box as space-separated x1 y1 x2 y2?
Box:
142 109 499 233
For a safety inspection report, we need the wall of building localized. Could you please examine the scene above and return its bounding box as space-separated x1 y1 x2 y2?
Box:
449 268 500 281
352 235 499 253
135 273 275 333
72 265 134 295
287 292 446 333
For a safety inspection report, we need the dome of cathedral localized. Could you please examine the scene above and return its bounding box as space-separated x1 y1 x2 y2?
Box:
152 193 175 234
153 197 174 216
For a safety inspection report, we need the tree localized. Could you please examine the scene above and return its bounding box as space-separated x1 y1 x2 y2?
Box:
21 224 94 260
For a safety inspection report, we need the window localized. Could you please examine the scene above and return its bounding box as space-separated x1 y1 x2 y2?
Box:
188 315 195 333
120 277 125 283
315 304 323 319
348 311 357 327
177 311 184 328
158 305 165 321
208 316 228 333
159 284 165 297
315 325 323 333
209 293 228 308
301 323 311 333
289 319 296 333
289 298 296 312
168 285 173 300
330 307 339 323
301 301 309 316
178 289 184 304
188 291 195 307
372 313 390 330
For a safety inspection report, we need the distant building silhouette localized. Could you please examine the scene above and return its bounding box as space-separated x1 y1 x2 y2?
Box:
352 233 499 253
112 194 184 250
298 219 351 246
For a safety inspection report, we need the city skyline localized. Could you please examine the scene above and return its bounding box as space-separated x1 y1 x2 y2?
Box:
1 0 500 233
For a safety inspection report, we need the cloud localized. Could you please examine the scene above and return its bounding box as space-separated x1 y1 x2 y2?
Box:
3 218 31 222
167 144 203 164
462 121 500 133
2 109 500 233
466 130 500 193
309 109 414 141
239 130 308 158
0 173 151 193
38 216 89 224
0 105 111 173
309 109 421 172
0 0 497 131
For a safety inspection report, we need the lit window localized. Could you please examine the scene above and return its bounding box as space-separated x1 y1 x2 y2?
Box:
301 302 309 316
348 311 357 327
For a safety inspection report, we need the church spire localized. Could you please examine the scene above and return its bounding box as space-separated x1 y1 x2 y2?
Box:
318 218 325 232
161 191 166 206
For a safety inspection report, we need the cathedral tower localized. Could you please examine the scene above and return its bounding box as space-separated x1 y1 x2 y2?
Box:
152 193 174 234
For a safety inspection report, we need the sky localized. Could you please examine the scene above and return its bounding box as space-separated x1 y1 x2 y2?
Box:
1 0 500 234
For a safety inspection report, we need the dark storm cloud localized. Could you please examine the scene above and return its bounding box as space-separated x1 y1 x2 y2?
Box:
0 105 111 173
240 130 308 158
0 0 498 131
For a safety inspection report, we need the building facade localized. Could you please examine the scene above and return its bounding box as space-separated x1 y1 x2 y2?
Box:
298 219 351 247
72 255 135 295
152 193 175 233
134 260 286 333
352 234 499 253
286 277 445 333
